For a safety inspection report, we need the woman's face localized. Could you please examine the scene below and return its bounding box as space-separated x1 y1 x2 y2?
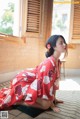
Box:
54 37 67 53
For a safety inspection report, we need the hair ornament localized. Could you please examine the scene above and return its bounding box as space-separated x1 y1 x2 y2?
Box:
46 43 51 49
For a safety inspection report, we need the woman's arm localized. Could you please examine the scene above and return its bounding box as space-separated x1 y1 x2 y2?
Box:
53 90 63 104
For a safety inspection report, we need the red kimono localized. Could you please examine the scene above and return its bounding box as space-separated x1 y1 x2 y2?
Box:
0 56 61 110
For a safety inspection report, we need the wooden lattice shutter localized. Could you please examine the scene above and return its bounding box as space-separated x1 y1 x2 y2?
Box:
26 0 41 33
72 2 80 39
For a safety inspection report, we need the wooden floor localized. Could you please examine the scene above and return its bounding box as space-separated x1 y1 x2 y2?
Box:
35 90 80 119
0 76 80 119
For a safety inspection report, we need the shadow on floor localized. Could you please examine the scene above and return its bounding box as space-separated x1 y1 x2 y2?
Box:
12 105 50 118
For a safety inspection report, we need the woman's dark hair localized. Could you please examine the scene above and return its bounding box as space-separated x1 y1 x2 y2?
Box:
45 35 67 57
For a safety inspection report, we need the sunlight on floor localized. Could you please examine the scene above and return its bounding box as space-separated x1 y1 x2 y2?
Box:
59 79 80 91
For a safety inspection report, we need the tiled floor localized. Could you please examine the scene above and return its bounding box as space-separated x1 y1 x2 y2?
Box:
35 76 80 119
0 75 80 119
8 109 32 119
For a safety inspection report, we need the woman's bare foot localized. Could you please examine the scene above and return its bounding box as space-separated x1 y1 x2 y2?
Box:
16 100 25 106
51 105 60 112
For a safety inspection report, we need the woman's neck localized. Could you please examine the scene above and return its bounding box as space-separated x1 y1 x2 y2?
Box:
52 52 61 61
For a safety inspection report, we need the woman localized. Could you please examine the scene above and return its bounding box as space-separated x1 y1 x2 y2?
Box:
0 35 67 112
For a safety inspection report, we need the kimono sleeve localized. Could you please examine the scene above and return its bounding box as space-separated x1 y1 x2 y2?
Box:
53 78 59 90
37 60 56 101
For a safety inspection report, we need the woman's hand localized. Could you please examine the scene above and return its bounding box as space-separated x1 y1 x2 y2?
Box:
50 103 60 112
53 98 64 104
